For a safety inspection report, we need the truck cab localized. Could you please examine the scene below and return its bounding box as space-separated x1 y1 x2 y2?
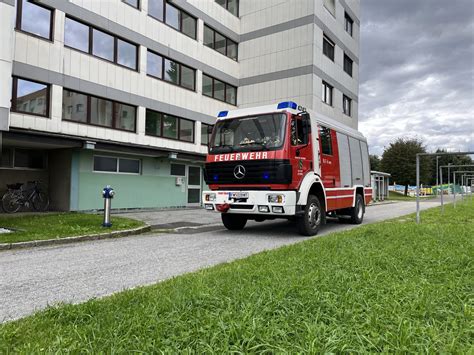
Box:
203 101 372 236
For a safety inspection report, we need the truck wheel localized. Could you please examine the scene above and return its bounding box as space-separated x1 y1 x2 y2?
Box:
349 194 364 224
221 214 247 230
296 195 324 236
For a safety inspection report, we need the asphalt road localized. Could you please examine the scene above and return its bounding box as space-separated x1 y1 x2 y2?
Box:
0 198 445 322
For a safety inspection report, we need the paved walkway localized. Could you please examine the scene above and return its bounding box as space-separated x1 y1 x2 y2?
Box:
0 198 447 322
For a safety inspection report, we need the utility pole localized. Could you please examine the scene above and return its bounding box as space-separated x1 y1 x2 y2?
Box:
436 156 439 195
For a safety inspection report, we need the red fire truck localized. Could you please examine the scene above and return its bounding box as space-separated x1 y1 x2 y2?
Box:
202 101 372 236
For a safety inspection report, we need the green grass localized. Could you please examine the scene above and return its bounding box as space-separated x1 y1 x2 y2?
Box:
1 202 473 353
0 213 145 244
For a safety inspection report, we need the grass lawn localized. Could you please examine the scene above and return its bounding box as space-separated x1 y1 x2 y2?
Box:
0 213 145 244
1 201 472 352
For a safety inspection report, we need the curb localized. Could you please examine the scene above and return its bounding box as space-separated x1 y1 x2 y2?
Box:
0 225 152 251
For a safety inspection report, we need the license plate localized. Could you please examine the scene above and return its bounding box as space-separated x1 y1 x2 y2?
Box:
229 192 249 199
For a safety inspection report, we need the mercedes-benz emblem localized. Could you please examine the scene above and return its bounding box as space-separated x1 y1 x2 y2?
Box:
233 165 246 179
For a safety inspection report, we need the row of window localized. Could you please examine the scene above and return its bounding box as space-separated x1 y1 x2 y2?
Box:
323 35 354 77
65 17 138 70
17 3 237 101
148 0 197 39
323 0 354 37
204 25 238 61
11 77 214 144
17 0 238 61
147 50 196 91
121 0 240 18
203 74 237 105
94 156 141 174
322 81 352 117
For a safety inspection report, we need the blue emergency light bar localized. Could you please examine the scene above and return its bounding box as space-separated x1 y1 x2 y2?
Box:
277 101 298 110
217 111 229 117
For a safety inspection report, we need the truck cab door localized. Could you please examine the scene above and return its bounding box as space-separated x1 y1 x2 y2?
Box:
318 125 340 188
289 114 313 187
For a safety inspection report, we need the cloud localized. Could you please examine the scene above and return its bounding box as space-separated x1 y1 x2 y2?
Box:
359 0 474 156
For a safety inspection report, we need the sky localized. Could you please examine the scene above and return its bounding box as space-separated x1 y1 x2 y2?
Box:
358 0 474 156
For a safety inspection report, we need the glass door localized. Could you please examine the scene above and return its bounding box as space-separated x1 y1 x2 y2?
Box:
187 166 201 205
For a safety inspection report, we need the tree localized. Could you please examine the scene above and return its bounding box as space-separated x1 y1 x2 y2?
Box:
381 138 431 195
369 155 381 171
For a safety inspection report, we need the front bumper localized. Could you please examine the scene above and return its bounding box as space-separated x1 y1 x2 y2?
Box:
202 190 297 216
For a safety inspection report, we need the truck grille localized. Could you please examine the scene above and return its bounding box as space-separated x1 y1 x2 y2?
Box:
204 159 292 185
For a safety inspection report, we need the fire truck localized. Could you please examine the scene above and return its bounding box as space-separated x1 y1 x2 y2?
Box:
202 101 372 236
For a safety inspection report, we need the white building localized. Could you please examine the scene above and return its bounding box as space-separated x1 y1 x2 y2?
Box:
0 0 360 211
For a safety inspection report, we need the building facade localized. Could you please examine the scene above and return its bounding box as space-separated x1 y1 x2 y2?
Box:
0 0 360 211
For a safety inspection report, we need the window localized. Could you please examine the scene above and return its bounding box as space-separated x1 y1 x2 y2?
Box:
62 89 137 132
94 156 141 174
147 50 163 78
323 35 335 61
202 74 237 105
215 0 239 17
343 95 352 116
201 123 213 146
90 97 113 127
147 50 196 91
170 163 185 176
345 12 354 36
64 18 89 52
92 29 114 62
322 81 333 106
62 91 87 122
145 109 195 142
94 156 117 172
122 0 139 9
11 77 50 117
119 158 140 173
149 0 164 21
344 54 353 77
319 126 333 155
163 114 178 139
165 3 180 30
148 1 197 39
323 0 335 16
291 118 305 146
117 39 138 69
65 17 138 70
0 148 13 168
203 25 238 61
0 148 46 169
16 0 53 40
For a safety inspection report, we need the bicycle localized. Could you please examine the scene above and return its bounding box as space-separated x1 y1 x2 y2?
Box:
1 181 50 213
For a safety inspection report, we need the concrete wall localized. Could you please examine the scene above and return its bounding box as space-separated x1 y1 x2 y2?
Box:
0 1 14 131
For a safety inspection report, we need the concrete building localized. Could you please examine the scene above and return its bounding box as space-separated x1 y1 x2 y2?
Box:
0 0 360 211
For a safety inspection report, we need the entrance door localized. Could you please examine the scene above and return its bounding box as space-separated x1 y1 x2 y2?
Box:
187 166 202 205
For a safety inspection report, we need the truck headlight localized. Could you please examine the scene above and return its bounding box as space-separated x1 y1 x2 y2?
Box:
267 194 285 203
205 193 216 202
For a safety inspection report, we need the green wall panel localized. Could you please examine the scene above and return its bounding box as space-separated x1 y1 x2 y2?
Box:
76 151 192 210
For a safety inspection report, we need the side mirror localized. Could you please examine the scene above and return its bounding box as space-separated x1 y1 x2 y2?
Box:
207 125 213 134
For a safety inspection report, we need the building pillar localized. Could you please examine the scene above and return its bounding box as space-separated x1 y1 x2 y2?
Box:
0 1 15 132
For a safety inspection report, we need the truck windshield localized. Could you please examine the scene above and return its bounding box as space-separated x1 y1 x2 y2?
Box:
209 113 286 153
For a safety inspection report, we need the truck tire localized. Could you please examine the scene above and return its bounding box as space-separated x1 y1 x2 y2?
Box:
349 194 364 224
296 195 324 236
221 214 247 230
